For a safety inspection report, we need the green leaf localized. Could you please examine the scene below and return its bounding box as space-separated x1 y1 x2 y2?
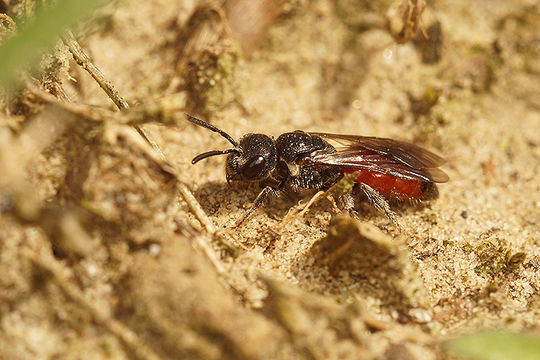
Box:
0 0 109 90
446 331 540 360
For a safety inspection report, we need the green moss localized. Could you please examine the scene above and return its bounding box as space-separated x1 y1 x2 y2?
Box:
471 239 525 278
506 251 527 270
446 331 540 360
205 44 240 113
470 43 487 53
423 213 438 225
185 39 241 115
329 173 357 197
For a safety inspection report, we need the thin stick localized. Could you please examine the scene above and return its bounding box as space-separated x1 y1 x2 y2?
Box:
178 183 242 252
63 31 129 111
175 218 227 274
29 84 184 127
63 33 237 252
28 83 114 122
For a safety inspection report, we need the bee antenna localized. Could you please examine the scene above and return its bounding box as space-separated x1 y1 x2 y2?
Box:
185 113 238 147
192 148 240 164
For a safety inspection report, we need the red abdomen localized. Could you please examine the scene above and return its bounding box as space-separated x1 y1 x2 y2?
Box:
344 169 433 201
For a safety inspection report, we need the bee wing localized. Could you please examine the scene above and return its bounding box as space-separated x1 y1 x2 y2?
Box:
308 132 449 183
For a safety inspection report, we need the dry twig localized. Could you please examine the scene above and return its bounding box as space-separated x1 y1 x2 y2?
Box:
63 31 129 111
62 33 237 252
29 84 186 126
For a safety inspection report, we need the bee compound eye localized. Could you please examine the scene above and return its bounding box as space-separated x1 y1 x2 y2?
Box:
242 156 266 179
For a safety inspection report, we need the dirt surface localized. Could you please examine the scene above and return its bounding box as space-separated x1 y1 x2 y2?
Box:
1 0 539 359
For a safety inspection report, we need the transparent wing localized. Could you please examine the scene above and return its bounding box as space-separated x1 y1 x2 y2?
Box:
308 132 449 183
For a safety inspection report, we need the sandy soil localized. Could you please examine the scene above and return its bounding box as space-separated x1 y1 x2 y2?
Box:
0 0 539 359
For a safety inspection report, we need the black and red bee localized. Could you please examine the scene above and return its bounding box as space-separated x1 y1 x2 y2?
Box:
186 114 448 225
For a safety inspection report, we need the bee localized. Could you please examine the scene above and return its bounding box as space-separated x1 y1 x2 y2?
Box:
187 114 448 225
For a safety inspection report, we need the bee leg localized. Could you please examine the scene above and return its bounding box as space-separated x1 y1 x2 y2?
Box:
324 194 342 214
232 186 278 228
340 192 359 219
292 191 326 215
360 183 400 226
275 190 326 230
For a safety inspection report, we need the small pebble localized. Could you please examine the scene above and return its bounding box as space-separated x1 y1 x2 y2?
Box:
149 243 161 257
409 308 432 323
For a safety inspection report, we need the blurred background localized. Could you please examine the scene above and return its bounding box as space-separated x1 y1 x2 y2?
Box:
0 0 539 359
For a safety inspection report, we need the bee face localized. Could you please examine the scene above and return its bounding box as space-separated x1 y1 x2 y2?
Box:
226 134 277 182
